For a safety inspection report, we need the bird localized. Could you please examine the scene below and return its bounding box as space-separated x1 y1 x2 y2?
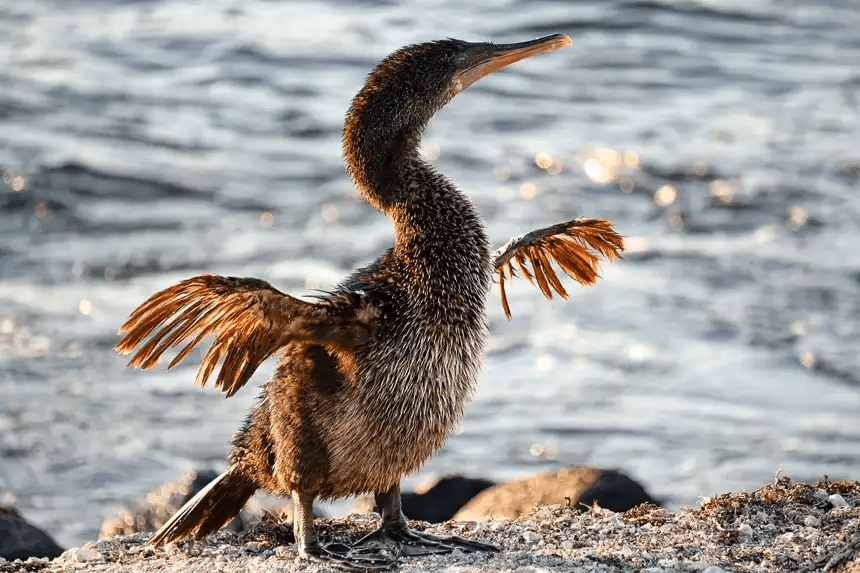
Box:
115 34 623 568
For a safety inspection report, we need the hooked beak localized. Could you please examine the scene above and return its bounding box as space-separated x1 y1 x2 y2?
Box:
453 34 572 91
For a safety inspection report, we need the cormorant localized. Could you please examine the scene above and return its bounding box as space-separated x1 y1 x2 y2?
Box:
116 34 623 568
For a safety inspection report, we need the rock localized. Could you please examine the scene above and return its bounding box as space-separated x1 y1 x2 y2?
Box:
453 467 657 521
355 475 495 523
401 475 495 522
804 515 821 527
62 544 102 563
0 505 64 560
829 493 848 508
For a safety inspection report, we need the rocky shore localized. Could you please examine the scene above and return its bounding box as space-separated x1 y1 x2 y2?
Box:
2 476 857 573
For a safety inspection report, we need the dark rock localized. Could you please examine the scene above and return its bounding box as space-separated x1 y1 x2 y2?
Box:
355 475 494 523
400 475 495 522
578 468 658 513
453 467 657 521
0 505 64 560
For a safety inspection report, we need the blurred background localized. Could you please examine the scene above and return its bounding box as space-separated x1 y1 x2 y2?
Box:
1 0 859 550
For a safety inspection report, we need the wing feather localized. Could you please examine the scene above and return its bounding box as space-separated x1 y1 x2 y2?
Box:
498 268 511 319
533 244 566 298
116 274 380 396
514 251 533 283
493 218 624 318
528 246 554 299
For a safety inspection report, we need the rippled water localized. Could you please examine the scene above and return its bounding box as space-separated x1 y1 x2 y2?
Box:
1 0 859 549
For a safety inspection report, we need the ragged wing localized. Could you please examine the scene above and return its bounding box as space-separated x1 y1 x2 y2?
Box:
493 218 624 319
116 274 380 396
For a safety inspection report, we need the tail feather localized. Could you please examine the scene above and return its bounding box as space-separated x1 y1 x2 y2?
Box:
148 470 256 546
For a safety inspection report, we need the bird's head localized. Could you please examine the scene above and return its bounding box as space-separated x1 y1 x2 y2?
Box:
344 34 572 207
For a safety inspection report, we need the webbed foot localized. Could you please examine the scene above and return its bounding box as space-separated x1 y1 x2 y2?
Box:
354 524 499 557
301 540 397 571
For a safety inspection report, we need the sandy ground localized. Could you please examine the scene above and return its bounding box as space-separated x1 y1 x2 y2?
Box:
1 476 857 573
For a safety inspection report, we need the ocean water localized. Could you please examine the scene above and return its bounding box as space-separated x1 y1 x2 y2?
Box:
1 0 859 549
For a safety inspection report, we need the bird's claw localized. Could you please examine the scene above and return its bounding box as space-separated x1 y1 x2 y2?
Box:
299 523 497 569
354 525 499 557
302 541 397 571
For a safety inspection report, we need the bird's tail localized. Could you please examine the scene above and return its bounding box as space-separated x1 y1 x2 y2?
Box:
148 470 256 546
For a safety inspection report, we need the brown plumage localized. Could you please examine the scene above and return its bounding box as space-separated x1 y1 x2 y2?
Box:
116 34 622 568
116 276 379 397
494 218 624 319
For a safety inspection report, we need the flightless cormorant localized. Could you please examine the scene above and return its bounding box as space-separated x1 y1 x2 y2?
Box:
117 34 623 568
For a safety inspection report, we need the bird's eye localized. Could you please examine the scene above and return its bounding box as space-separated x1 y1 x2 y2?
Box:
456 54 468 67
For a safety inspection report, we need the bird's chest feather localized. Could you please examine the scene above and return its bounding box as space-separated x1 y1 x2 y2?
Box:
345 213 491 446
358 296 487 435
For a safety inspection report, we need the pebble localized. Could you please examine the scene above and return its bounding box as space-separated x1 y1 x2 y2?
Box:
163 542 180 557
703 567 727 573
514 566 549 573
523 531 542 544
777 532 794 543
738 522 753 536
63 546 101 563
804 515 821 527
828 494 848 508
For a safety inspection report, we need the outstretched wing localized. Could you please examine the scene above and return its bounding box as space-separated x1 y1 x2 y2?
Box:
116 274 380 397
493 218 624 319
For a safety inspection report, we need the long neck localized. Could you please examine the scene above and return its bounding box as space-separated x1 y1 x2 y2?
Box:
342 86 491 302
343 89 426 212
390 160 488 264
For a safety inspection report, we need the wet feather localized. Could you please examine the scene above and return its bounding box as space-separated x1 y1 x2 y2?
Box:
493 218 624 318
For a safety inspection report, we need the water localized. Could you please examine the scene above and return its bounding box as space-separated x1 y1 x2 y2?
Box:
1 0 859 549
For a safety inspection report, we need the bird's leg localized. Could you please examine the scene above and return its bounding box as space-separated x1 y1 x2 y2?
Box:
292 490 320 557
291 490 394 569
353 483 499 556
